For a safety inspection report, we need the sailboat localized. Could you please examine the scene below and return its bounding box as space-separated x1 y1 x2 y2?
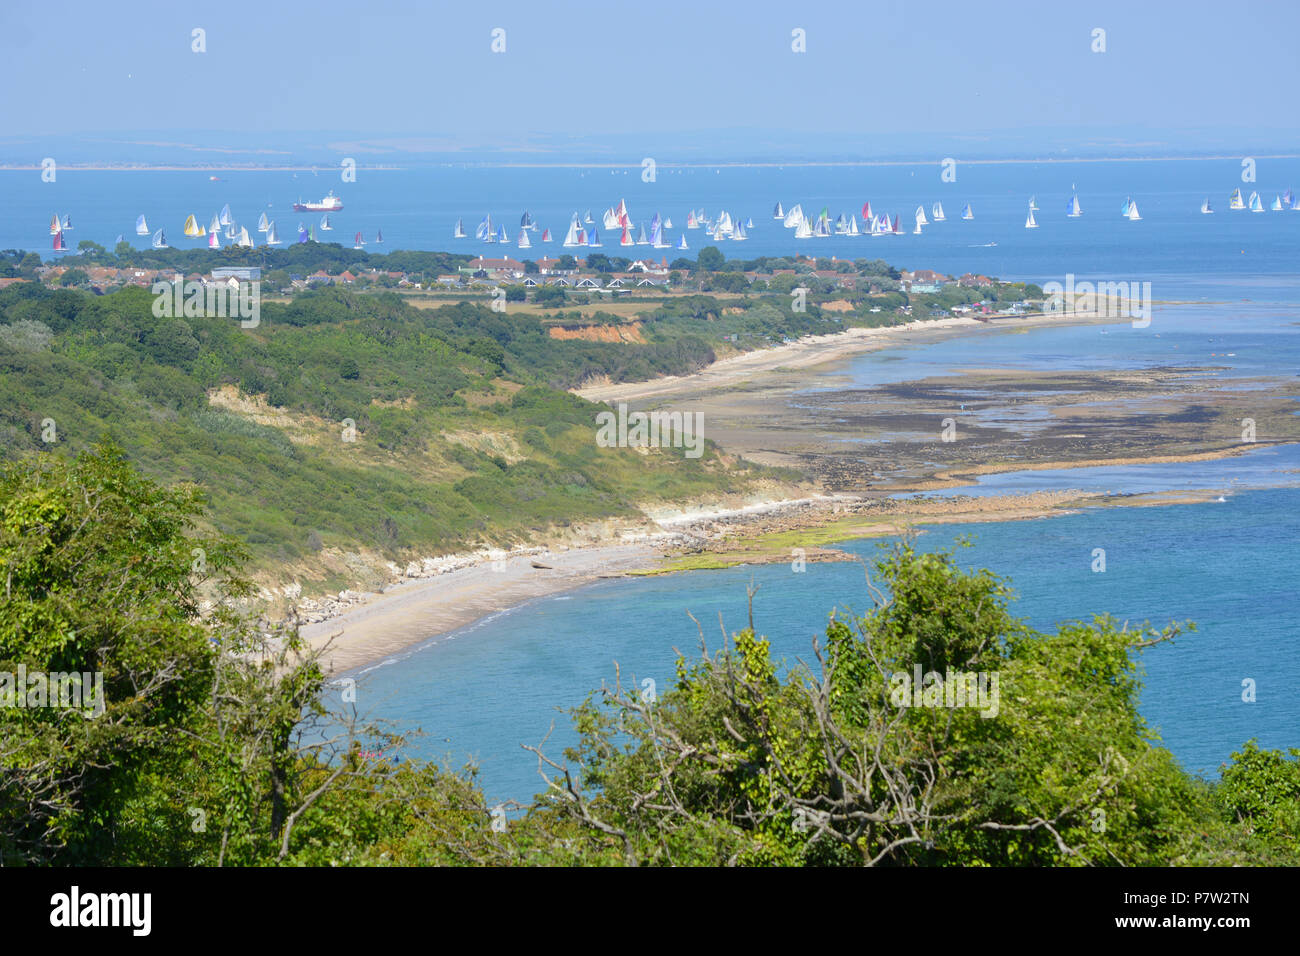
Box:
1025 208 1038 229
1271 195 1284 211
652 221 671 248
518 228 531 249
891 215 901 235
135 214 149 236
676 233 689 250
602 207 619 229
773 201 784 219
961 203 974 220
1126 199 1142 221
454 218 466 238
236 227 253 248
931 202 946 222
476 215 493 241
52 229 68 252
846 216 859 236
1028 196 1038 211
915 205 929 226
208 214 221 235
686 210 698 229
541 228 552 242
320 214 333 231
663 217 672 229
1248 191 1264 213
783 204 803 228
794 216 813 239
862 201 872 222
183 214 205 238
582 210 593 224
1201 198 1214 214
1067 188 1082 218
297 223 309 243
496 225 508 243
733 220 748 241
152 228 168 249
521 211 534 230
620 225 634 247
49 214 61 236
563 220 581 247
219 204 233 226
208 229 220 249
1229 188 1245 210
114 234 124 245
352 231 365 249
913 219 923 235
225 222 238 240
636 224 649 245
587 226 601 247
61 215 73 231
257 212 270 232
374 229 383 244
1120 197 1132 217
266 221 281 245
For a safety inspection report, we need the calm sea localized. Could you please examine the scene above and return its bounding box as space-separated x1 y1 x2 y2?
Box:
6 158 1300 279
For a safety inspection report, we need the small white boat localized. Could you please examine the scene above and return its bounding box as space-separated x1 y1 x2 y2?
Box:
1025 209 1038 229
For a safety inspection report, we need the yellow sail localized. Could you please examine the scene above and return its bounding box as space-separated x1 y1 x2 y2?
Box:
183 214 205 237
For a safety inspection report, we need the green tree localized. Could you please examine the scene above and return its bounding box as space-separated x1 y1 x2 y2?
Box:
696 246 725 272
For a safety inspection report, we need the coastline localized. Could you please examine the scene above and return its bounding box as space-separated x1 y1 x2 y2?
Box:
575 310 1122 405
292 306 1297 676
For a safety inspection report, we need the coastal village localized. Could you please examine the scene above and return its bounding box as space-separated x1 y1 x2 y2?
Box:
10 254 1028 322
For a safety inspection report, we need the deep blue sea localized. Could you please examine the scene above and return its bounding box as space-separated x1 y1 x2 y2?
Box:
7 157 1300 279
8 159 1296 806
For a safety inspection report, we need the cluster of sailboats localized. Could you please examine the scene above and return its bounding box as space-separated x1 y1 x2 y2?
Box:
773 198 975 238
1213 188 1300 214
111 205 379 251
456 200 692 251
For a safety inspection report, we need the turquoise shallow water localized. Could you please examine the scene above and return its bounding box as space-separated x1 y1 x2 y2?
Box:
330 483 1299 806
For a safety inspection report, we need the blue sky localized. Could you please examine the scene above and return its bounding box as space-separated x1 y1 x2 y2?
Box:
2 0 1297 156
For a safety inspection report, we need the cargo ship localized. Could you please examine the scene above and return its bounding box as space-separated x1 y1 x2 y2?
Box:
292 190 343 212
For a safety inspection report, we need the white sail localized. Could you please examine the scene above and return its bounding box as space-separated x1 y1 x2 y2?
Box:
783 203 803 228
931 202 945 222
321 215 333 231
453 218 465 238
237 226 253 247
219 204 233 226
773 201 784 219
257 212 269 232
563 220 581 247
1025 209 1038 229
1201 198 1214 214
915 205 928 226
1126 201 1141 221
794 216 813 239
152 228 168 248
518 229 531 249
266 221 281 245
1067 191 1082 217
135 214 149 236
209 214 221 234
961 203 974 220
